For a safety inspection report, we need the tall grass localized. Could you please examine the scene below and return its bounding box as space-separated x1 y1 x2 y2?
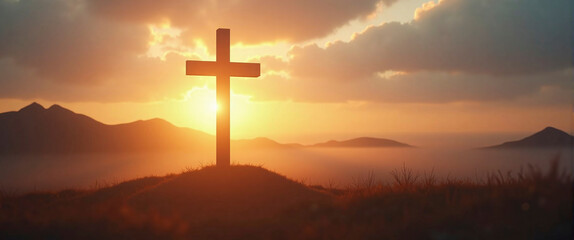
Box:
342 156 571 195
0 159 571 239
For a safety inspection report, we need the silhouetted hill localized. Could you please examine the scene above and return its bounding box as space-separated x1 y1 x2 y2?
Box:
77 165 329 217
0 165 333 239
128 165 329 220
483 127 573 149
311 137 413 148
1 163 570 239
0 102 213 154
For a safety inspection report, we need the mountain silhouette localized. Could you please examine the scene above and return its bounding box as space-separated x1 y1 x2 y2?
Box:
0 103 415 154
311 137 413 148
483 127 573 149
0 102 213 154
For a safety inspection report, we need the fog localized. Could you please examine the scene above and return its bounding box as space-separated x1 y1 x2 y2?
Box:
1 147 571 193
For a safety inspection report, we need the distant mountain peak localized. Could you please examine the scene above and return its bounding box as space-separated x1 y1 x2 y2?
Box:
312 137 413 148
19 102 45 113
483 126 573 149
127 118 174 128
531 126 570 138
540 126 564 134
146 118 170 124
47 104 75 115
48 104 64 110
18 102 77 116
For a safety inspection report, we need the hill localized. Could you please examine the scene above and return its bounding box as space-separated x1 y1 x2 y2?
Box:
483 127 573 149
129 165 329 220
0 164 570 239
311 137 413 148
0 165 332 239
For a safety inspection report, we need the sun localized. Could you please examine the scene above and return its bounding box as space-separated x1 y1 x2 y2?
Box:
211 102 219 112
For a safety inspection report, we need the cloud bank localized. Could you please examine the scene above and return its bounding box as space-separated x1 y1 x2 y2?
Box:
87 0 396 44
0 0 571 105
247 0 572 103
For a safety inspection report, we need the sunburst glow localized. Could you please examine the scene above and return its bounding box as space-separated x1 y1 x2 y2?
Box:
211 102 219 112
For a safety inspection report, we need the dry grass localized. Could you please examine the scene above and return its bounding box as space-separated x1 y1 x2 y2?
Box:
0 159 572 239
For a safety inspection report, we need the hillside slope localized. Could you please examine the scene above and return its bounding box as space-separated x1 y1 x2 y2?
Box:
0 164 569 239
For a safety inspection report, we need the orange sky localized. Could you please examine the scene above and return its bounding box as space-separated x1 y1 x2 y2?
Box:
0 0 572 144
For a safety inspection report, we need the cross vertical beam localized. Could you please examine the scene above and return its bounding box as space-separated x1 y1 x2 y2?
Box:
185 29 260 167
216 29 230 167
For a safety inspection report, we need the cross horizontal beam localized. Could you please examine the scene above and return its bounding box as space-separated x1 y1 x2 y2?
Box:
186 61 260 77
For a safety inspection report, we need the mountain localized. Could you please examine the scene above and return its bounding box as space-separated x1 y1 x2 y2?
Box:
483 127 573 149
311 137 413 148
0 102 213 154
0 103 414 154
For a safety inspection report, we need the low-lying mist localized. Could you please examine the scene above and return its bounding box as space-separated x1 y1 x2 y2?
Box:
0 147 571 193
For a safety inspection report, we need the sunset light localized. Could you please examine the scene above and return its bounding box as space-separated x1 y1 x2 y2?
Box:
211 102 219 112
0 0 571 238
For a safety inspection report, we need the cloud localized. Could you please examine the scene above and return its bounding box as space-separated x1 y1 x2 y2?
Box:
0 0 149 84
257 56 289 73
0 0 399 102
0 0 221 102
289 0 572 81
242 0 572 104
237 68 572 104
0 0 571 106
0 53 200 102
87 0 398 45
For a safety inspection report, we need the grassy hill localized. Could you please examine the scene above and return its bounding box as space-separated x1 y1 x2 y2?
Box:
0 163 571 239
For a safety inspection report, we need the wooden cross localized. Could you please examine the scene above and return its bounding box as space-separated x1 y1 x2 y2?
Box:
185 28 260 167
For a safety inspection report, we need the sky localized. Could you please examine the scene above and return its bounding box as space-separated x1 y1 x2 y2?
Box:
0 0 572 145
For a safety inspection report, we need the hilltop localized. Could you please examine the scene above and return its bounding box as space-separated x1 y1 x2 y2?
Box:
0 165 331 239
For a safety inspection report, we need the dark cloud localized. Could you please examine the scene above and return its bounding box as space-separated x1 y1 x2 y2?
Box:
249 0 573 104
0 0 148 84
0 0 571 106
0 0 215 102
0 52 205 102
0 0 398 102
289 0 572 80
87 0 397 45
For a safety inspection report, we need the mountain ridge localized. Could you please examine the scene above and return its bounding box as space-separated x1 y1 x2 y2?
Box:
0 103 415 154
0 103 212 154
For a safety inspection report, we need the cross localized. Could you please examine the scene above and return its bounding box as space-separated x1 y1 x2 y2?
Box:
185 28 260 167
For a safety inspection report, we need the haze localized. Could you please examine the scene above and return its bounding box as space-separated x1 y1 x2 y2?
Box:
0 0 571 145
0 0 572 191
